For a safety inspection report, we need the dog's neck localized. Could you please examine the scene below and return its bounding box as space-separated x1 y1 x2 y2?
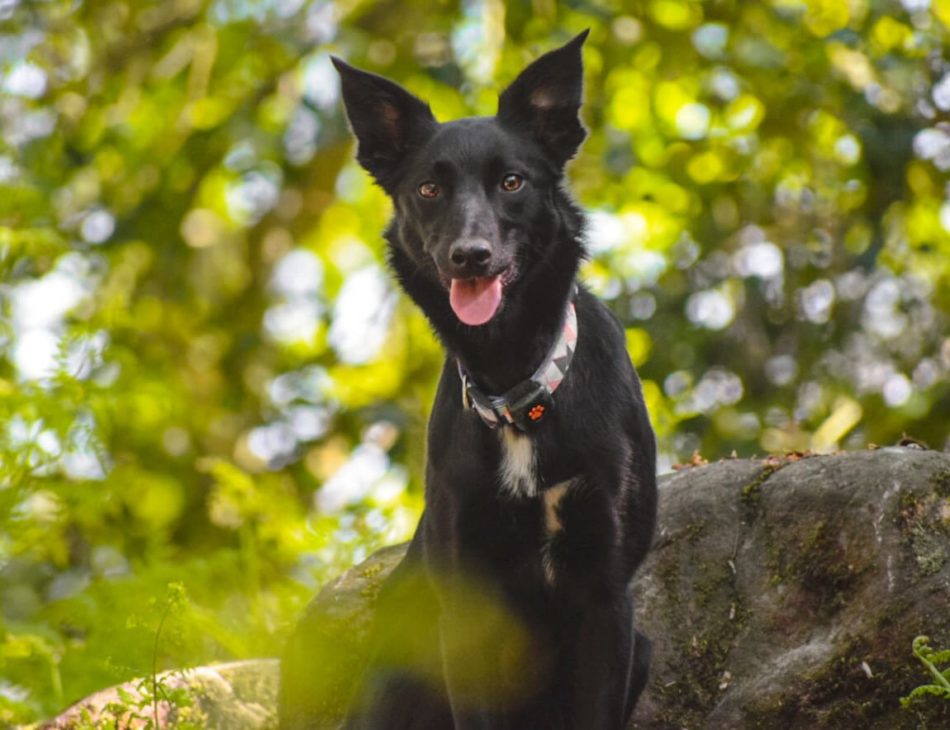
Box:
450 276 577 394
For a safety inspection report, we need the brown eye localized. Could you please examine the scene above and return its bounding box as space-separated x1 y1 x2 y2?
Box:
418 181 440 199
501 173 523 192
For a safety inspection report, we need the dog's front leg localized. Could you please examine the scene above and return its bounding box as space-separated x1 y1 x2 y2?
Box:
571 591 637 730
551 480 644 729
424 534 524 728
436 597 512 730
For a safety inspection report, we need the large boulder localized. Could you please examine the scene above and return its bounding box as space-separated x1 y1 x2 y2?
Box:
630 447 950 728
42 449 950 728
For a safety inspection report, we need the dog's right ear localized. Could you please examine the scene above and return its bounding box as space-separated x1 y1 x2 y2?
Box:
496 31 589 169
331 57 438 190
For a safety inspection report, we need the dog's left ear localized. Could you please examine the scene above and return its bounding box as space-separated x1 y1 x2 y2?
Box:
497 30 588 168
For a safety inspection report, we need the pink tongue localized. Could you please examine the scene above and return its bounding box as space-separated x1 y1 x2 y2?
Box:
449 277 503 326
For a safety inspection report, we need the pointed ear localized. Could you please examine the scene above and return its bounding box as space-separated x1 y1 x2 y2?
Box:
331 57 438 190
497 30 589 168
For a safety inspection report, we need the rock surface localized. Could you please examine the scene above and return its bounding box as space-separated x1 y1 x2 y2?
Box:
630 447 950 729
38 659 279 729
42 449 950 728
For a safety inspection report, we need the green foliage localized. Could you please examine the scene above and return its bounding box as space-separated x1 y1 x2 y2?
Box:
81 585 202 729
901 635 950 708
1 0 948 723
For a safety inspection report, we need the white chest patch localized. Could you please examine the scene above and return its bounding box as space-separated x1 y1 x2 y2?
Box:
498 428 537 498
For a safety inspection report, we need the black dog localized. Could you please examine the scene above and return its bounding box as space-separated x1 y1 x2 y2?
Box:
281 31 657 730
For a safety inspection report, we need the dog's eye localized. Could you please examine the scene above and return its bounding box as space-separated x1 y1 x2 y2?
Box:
418 181 441 199
501 173 524 192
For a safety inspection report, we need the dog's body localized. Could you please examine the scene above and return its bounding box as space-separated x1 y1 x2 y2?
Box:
280 33 657 730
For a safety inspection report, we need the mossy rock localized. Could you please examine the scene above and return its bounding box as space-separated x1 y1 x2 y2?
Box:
43 450 950 728
632 447 950 729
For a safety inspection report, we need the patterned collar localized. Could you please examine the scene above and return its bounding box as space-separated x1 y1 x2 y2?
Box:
457 291 578 431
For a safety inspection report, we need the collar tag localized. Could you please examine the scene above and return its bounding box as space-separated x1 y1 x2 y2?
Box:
505 380 555 431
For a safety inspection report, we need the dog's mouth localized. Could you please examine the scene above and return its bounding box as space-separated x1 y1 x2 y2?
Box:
446 267 517 327
449 276 502 326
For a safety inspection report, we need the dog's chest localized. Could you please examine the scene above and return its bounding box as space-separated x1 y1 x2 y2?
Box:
498 429 539 498
498 429 578 585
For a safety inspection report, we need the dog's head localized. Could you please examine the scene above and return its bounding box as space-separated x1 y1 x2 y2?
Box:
332 32 588 326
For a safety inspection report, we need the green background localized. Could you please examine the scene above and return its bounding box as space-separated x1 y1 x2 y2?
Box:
1 0 948 722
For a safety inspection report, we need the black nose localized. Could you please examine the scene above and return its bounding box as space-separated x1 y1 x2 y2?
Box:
448 239 492 275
